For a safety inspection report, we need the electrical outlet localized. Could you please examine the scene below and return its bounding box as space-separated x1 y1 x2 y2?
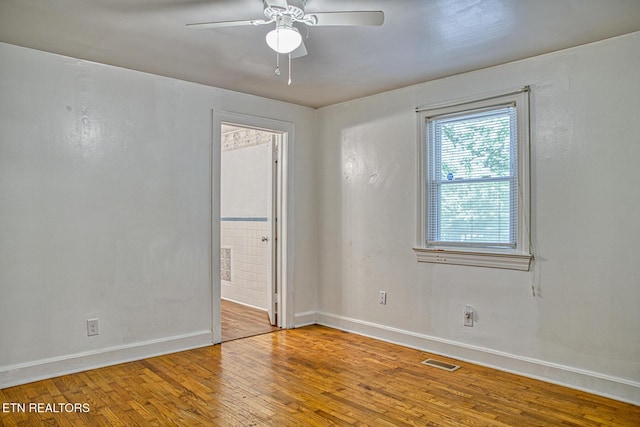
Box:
378 291 387 305
87 318 99 336
463 305 473 327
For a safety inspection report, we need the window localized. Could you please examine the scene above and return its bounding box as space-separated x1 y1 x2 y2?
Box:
429 106 516 247
414 89 532 270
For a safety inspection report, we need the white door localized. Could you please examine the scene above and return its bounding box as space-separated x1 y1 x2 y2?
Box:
265 135 279 326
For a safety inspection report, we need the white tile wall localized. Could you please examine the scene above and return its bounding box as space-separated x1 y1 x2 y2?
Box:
220 220 269 310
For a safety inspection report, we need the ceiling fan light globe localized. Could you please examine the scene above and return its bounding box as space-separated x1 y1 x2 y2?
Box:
266 27 302 54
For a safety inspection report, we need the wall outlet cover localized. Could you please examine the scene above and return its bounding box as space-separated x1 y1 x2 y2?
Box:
378 291 387 305
87 318 99 336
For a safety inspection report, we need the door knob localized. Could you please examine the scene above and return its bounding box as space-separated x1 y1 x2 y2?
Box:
261 236 269 242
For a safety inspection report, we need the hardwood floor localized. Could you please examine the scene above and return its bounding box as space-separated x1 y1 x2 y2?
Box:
221 299 280 342
1 325 638 426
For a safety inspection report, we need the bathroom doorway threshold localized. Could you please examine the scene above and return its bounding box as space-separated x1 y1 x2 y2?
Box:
221 299 281 342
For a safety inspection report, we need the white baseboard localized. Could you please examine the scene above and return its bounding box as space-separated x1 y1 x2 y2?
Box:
0 330 213 389
316 311 640 406
293 311 317 328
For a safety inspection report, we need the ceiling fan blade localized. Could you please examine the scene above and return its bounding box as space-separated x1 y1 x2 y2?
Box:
291 40 308 58
307 11 384 26
186 19 270 29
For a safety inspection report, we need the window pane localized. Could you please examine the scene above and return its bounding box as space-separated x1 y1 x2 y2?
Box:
436 110 512 181
437 180 513 245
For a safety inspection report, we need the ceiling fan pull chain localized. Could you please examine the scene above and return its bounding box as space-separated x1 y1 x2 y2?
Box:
288 52 292 85
275 52 281 76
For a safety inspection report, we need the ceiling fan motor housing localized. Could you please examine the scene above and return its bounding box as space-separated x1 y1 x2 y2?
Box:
264 0 306 21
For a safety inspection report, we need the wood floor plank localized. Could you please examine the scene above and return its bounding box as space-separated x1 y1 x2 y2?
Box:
221 299 280 342
2 325 639 426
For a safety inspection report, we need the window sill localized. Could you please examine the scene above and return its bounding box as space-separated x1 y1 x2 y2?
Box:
412 247 532 271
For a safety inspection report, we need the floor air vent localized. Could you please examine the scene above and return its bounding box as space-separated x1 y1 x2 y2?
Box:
421 358 460 372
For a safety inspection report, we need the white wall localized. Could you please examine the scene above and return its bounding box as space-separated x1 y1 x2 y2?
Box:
0 42 317 386
315 32 640 404
221 143 269 219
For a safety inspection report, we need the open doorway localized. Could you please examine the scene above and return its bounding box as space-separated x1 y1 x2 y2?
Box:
219 123 281 342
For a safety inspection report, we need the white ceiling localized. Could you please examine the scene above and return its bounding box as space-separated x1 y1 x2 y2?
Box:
1 0 639 108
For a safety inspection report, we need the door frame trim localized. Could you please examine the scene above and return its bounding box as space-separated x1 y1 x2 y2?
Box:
211 110 293 343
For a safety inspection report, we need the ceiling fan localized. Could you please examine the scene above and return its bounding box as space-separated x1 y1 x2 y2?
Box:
187 0 384 84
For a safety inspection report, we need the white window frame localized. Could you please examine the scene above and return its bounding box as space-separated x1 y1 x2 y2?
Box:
413 88 532 271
